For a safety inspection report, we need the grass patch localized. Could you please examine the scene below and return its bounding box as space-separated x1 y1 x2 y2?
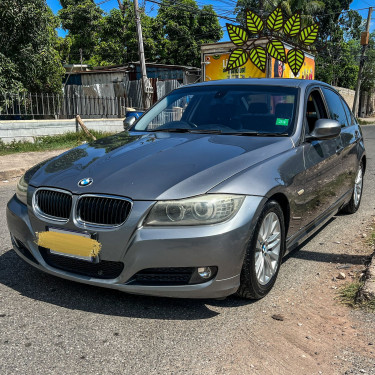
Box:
338 228 375 312
0 131 115 156
357 118 375 125
339 281 364 308
339 281 375 311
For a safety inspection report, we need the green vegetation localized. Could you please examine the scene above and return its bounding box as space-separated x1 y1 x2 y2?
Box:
58 0 223 68
339 281 375 311
339 230 375 311
0 131 114 156
357 118 375 125
0 0 65 94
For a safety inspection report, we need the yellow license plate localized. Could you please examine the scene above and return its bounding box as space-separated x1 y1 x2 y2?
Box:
36 228 101 262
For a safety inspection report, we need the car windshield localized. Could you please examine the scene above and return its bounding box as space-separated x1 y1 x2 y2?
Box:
133 85 299 136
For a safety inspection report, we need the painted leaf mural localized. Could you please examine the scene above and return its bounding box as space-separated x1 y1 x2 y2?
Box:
224 5 317 75
267 6 283 32
249 46 267 72
284 12 301 37
226 48 249 71
287 48 305 76
300 24 319 45
227 24 249 46
246 9 264 33
267 39 286 62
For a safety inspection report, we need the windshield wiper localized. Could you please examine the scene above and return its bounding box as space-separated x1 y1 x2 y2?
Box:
188 129 222 134
223 132 289 137
147 128 191 133
148 128 223 134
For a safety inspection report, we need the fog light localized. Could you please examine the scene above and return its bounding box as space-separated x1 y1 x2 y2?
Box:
197 267 212 279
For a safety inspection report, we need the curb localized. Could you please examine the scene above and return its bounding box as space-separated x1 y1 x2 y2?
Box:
0 168 26 181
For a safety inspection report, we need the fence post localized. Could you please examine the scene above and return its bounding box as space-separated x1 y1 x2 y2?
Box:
47 93 50 116
41 93 45 116
17 91 21 117
23 92 27 116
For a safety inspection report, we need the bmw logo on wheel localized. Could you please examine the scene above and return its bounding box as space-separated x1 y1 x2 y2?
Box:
78 177 93 187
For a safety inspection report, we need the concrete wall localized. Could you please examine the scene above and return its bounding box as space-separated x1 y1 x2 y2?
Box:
334 86 375 117
0 118 123 144
334 86 355 109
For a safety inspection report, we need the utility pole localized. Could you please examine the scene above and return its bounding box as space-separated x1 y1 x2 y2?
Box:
133 0 151 109
353 7 372 117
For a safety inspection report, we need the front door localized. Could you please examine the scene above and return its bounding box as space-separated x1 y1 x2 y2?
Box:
298 88 344 229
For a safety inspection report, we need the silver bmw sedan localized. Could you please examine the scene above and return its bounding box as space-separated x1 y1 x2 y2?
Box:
6 79 365 299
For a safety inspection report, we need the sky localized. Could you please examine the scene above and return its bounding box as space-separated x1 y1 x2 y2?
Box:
47 0 375 40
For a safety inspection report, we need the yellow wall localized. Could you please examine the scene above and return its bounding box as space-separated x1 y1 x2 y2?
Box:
203 53 266 81
203 49 315 81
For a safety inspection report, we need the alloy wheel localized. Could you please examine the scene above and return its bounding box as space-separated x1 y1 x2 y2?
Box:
255 212 281 286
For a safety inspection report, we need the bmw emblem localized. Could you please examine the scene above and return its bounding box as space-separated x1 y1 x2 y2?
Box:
78 177 93 187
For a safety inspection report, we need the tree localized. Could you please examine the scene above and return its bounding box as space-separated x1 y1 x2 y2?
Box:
89 2 160 66
58 0 103 63
0 0 65 94
155 0 223 67
58 0 160 66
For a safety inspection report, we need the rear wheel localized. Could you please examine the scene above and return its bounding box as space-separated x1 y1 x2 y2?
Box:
237 201 285 299
341 161 364 214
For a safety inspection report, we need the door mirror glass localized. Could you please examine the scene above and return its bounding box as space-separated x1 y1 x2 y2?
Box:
124 115 136 130
308 119 341 140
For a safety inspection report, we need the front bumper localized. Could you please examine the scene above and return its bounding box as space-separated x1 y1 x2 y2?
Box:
6 193 264 298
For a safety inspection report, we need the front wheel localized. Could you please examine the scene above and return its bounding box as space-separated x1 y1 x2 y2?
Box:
237 201 285 300
341 161 364 214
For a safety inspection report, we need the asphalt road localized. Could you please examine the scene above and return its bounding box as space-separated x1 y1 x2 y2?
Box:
1 126 375 375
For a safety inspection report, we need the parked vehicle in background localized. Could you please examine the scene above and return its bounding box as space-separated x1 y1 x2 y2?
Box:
7 79 365 300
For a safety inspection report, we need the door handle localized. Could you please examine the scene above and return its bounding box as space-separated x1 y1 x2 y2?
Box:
336 145 344 154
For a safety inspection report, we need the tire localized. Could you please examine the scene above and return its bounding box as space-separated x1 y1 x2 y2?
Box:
237 200 285 300
341 161 364 214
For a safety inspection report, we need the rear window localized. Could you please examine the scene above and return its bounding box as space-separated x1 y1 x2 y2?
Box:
134 85 299 136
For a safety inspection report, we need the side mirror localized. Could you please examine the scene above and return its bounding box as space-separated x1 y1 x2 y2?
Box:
307 119 341 140
123 115 136 130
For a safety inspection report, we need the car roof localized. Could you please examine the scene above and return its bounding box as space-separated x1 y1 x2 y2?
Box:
182 78 330 90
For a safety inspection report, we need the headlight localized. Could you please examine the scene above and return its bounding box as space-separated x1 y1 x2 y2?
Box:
144 194 245 226
15 157 53 206
16 174 28 205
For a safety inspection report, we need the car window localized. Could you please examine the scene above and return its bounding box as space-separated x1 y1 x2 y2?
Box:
322 88 349 127
134 85 299 136
305 90 328 134
341 98 356 126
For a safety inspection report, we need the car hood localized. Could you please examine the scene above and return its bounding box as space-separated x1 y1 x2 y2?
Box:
30 131 293 200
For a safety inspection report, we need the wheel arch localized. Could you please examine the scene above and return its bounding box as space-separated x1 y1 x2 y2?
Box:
267 192 290 238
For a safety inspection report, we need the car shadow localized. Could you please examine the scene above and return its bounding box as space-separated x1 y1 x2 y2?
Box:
283 216 369 265
0 249 252 321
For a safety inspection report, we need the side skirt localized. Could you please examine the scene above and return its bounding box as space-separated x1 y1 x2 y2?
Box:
285 190 352 255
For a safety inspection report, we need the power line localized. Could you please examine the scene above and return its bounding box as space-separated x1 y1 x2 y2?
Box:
146 0 237 22
96 0 114 5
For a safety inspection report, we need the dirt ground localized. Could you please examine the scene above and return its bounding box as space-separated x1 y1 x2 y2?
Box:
224 221 375 375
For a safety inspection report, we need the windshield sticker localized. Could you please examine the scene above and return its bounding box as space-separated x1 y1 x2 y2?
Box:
276 118 289 126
